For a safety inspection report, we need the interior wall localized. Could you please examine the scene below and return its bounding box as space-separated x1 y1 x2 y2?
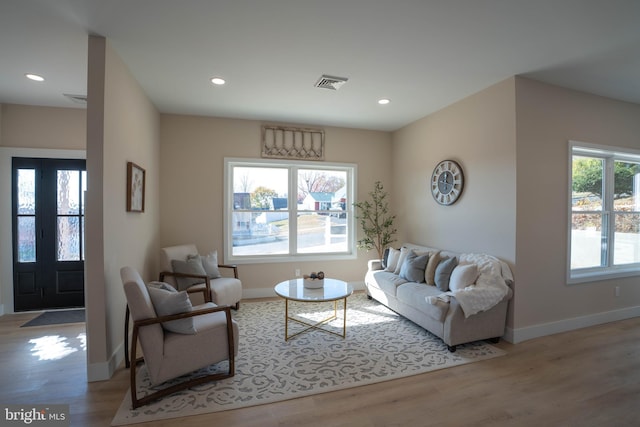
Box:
0 104 85 149
0 104 86 315
159 114 392 296
85 36 160 381
391 79 517 262
513 77 640 341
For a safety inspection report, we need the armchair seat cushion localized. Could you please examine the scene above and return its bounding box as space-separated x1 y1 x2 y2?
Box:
210 277 243 307
396 282 449 322
157 305 239 385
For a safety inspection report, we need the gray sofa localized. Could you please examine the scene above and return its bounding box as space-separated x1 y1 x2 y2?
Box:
364 243 513 352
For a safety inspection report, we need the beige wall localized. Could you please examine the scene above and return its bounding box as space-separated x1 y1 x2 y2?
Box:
392 79 517 262
1 104 85 149
159 115 392 295
513 77 640 340
85 36 160 381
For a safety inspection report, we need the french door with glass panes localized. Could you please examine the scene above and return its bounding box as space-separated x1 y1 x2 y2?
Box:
12 158 86 311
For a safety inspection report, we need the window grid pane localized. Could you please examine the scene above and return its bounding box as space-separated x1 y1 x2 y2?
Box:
57 216 80 261
571 212 606 269
57 170 80 214
17 169 36 215
614 212 640 265
17 216 36 263
296 213 348 253
571 156 603 211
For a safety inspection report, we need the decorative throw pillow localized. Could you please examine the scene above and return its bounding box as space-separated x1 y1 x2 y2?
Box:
147 286 197 334
399 250 429 283
147 281 176 292
434 257 458 292
384 248 401 272
424 251 441 286
393 247 411 275
449 264 479 292
381 247 390 269
198 251 222 279
171 256 207 291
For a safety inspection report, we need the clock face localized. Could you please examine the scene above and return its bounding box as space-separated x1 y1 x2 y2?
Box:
431 160 464 205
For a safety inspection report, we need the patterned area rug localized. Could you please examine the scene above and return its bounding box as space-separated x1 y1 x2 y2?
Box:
112 292 505 426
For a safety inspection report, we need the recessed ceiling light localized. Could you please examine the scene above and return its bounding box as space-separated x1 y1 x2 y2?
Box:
25 73 45 82
378 98 390 105
210 77 226 85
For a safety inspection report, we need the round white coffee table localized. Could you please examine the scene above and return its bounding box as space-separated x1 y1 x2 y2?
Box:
274 278 353 341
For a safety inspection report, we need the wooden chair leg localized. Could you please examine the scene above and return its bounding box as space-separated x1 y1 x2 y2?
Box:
124 305 130 368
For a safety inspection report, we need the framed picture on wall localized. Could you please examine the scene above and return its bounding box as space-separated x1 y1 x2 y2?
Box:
126 161 145 212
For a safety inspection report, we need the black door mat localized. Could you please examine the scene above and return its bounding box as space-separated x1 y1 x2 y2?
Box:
21 309 85 327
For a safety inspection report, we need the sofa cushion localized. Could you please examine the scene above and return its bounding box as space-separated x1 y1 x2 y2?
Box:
435 256 458 291
384 248 401 272
424 251 441 286
399 250 429 283
381 247 390 269
393 246 411 275
449 263 479 291
367 270 408 296
396 282 449 322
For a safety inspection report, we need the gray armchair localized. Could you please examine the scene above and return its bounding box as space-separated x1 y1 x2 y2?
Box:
120 266 238 408
159 244 242 309
123 244 242 369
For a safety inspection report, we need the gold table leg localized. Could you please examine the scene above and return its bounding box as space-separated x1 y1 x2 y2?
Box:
283 297 348 341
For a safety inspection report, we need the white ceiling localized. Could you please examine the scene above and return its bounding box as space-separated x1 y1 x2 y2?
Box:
1 0 639 131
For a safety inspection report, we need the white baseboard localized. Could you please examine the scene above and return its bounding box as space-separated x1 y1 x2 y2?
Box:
87 341 125 382
505 305 640 344
242 281 366 300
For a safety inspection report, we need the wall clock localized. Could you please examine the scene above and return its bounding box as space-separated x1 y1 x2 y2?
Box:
430 160 464 205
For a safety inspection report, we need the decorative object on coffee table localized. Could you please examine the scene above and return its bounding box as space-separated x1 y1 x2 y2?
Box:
303 271 325 288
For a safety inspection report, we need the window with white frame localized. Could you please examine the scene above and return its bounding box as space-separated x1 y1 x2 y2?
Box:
569 142 640 282
224 158 356 263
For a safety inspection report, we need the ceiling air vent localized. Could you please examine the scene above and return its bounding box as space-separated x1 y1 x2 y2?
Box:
63 93 87 104
314 75 348 91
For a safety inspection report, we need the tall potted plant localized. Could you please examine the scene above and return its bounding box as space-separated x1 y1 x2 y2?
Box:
353 181 397 259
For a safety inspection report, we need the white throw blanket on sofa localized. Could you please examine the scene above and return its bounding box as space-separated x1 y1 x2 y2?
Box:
426 253 513 318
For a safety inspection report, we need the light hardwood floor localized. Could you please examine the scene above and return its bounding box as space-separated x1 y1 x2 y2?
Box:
1 306 639 427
